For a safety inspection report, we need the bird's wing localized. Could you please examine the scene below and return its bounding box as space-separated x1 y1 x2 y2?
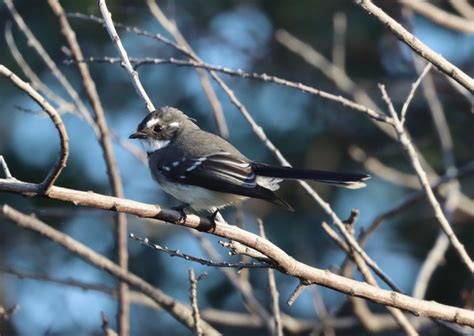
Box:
157 152 288 205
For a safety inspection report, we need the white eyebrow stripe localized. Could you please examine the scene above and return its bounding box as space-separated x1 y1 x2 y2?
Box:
146 118 161 128
168 122 180 128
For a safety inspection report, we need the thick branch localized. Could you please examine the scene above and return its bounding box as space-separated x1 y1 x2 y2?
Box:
1 178 474 326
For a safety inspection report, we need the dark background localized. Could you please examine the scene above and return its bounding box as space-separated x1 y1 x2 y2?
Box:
0 0 473 335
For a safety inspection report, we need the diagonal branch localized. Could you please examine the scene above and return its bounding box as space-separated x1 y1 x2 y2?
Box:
47 1 130 333
354 0 474 93
379 84 474 273
1 177 474 326
402 1 474 34
97 0 155 112
146 0 229 138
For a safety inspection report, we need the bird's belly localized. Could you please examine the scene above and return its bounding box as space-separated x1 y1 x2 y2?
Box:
157 178 247 211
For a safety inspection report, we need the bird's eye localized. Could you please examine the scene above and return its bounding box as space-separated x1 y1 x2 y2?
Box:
153 124 162 133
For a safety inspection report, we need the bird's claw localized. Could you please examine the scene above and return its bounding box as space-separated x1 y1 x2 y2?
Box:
171 203 189 224
206 209 220 231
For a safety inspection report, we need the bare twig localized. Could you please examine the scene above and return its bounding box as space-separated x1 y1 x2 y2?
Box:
100 312 118 336
411 53 461 300
322 218 418 335
97 0 155 112
400 63 432 126
130 233 271 269
0 65 69 194
0 155 14 180
309 287 336 336
275 29 443 182
287 281 310 306
1 204 220 336
361 159 474 245
192 232 274 332
332 11 347 72
47 1 130 332
65 53 392 124
219 240 271 262
379 84 474 273
258 220 283 336
354 0 474 93
4 22 74 113
401 1 474 34
449 0 474 19
188 269 204 336
146 0 229 138
4 0 95 126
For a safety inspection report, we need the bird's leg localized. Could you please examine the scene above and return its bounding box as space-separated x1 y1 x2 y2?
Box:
171 203 190 224
206 209 221 231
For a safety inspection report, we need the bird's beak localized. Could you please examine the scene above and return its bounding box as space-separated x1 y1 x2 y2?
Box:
129 131 146 139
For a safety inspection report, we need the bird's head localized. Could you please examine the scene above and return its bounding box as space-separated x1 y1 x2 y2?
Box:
129 106 198 153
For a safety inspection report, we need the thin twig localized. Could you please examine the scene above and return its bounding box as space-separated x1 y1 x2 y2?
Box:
192 231 274 333
354 0 474 93
1 204 221 336
321 220 418 335
47 1 130 333
97 0 155 112
332 11 347 72
400 63 432 126
188 269 204 336
69 55 392 124
449 0 474 19
0 155 14 180
411 53 461 300
100 312 118 336
219 240 271 262
4 0 96 126
379 84 474 273
402 1 474 34
287 281 310 306
4 21 74 113
130 233 272 269
146 0 229 138
275 28 442 181
258 220 283 336
0 65 69 194
67 12 190 56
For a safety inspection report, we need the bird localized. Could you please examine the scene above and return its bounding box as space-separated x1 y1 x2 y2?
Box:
129 106 369 215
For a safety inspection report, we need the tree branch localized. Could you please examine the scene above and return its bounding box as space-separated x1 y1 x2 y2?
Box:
1 204 220 336
1 178 473 326
0 65 69 194
97 0 155 112
354 0 474 93
47 1 130 332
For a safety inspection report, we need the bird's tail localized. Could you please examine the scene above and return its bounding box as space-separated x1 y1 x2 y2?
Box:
252 163 370 189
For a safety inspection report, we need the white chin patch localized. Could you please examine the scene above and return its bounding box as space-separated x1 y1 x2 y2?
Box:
140 139 170 153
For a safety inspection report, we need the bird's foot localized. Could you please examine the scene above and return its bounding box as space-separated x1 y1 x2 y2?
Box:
206 209 221 231
171 203 190 224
